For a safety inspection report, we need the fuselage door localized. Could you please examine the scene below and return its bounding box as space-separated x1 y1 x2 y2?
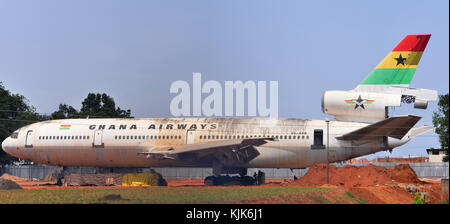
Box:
93 130 104 147
25 130 33 148
186 130 195 144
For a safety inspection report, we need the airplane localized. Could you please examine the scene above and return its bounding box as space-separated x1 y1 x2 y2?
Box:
1 34 438 185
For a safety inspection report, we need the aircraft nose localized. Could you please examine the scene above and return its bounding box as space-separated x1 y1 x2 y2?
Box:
1 137 16 157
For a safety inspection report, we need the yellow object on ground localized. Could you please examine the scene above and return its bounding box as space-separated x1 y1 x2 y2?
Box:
122 172 167 186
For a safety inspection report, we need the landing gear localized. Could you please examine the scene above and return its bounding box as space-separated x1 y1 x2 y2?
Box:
203 165 265 186
203 175 255 186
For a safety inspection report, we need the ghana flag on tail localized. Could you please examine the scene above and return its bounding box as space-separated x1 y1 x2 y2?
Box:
359 34 431 86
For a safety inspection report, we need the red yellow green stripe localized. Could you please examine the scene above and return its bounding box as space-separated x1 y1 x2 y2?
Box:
60 125 71 130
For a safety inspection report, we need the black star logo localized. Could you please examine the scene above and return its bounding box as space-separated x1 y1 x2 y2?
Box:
394 54 407 66
354 95 366 109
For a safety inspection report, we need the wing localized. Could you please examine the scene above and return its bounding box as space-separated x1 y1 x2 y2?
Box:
336 115 421 141
138 137 274 167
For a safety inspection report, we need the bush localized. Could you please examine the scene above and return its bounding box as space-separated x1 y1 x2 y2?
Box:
411 193 425 204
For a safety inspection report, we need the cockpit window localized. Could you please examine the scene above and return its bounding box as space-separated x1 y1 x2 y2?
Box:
10 132 19 139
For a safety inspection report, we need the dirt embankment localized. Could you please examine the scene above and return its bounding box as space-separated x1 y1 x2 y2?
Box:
0 178 22 190
284 164 442 204
286 164 421 187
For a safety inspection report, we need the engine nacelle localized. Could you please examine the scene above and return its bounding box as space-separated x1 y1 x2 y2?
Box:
413 99 428 109
322 91 402 123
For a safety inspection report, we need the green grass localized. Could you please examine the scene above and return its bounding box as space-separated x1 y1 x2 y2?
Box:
0 187 333 204
357 198 368 204
345 191 354 199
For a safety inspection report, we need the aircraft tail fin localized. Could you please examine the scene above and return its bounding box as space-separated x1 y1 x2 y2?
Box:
357 34 431 89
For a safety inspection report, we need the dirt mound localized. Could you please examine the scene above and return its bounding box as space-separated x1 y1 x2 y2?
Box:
0 178 23 190
286 164 422 188
0 174 29 182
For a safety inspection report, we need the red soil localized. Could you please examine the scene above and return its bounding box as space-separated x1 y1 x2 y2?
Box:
283 163 443 204
285 164 422 187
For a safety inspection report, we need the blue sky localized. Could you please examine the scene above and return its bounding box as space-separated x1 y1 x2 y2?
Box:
0 0 448 158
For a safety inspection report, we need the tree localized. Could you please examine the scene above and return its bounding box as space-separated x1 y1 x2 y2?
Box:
51 104 79 119
53 93 132 119
0 82 47 165
79 93 131 118
432 93 449 162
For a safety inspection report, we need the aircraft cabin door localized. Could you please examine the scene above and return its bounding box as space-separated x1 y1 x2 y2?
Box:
25 130 33 148
93 130 104 147
186 130 195 144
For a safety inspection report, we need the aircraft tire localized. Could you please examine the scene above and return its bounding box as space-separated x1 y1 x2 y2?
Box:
204 176 217 186
241 176 256 186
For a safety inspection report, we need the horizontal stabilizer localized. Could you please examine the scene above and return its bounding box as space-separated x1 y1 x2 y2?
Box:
336 115 421 141
409 125 434 138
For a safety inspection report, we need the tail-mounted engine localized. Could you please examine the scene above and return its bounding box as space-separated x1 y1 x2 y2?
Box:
322 87 437 123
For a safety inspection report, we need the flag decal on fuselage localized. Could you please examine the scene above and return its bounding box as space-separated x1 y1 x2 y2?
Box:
345 95 374 109
60 125 71 130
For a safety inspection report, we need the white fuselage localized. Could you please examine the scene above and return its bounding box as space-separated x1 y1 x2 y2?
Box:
1 117 410 169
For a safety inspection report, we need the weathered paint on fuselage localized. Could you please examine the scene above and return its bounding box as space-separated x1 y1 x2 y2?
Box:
4 117 404 169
